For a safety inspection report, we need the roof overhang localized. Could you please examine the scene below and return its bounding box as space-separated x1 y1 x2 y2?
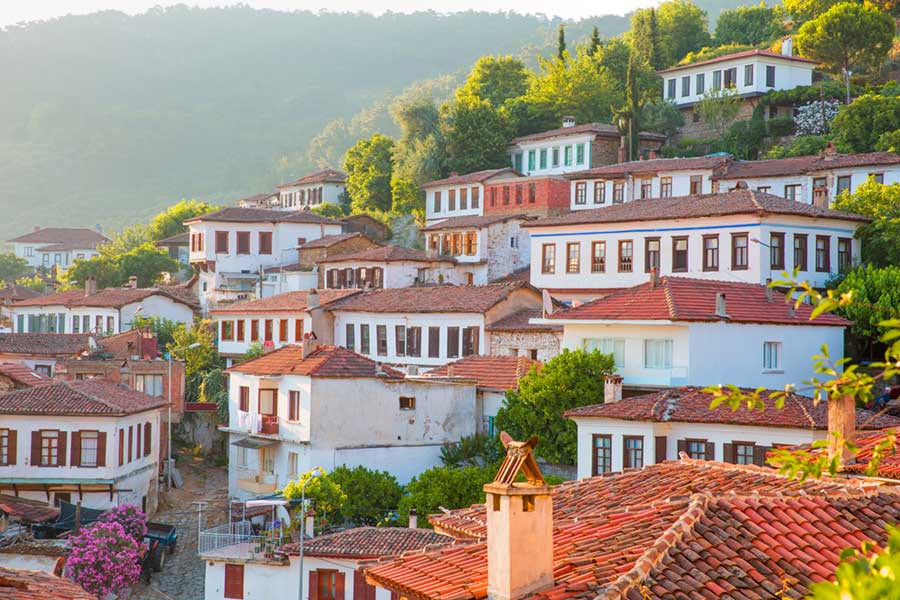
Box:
231 437 278 449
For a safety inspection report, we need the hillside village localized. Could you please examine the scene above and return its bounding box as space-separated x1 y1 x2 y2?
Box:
5 0 900 598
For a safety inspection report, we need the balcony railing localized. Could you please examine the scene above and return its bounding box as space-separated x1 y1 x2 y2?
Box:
260 415 279 435
199 520 286 560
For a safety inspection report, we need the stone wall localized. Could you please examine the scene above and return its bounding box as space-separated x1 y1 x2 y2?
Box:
485 220 531 282
489 330 562 363
674 98 757 140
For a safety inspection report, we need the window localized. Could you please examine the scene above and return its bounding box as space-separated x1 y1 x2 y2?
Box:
584 338 624 367
838 237 852 272
39 430 61 467
551 147 560 168
681 75 690 97
237 320 245 342
645 238 660 272
215 231 229 253
345 324 355 351
289 391 300 421
685 439 708 460
239 386 250 412
428 326 440 358
660 177 673 198
702 235 719 271
258 389 276 416
574 182 587 205
433 191 441 213
258 232 272 255
0 429 14 466
724 67 737 88
459 187 468 210
689 175 702 195
816 236 831 272
407 326 422 357
529 182 536 203
594 181 606 204
639 179 652 199
106 316 115 333
793 234 808 271
576 144 585 165
447 327 460 358
712 70 722 90
618 240 633 272
672 237 689 272
765 65 775 87
566 243 580 273
541 244 556 274
643 339 673 369
502 186 510 205
731 233 748 270
613 182 624 203
695 73 705 95
462 326 479 356
376 325 388 356
236 231 251 254
837 175 852 195
770 233 785 270
135 374 164 397
743 64 754 86
264 319 273 342
448 189 456 211
514 153 523 172
592 435 612 475
316 570 341 600
399 396 416 410
79 431 99 467
471 187 479 208
624 436 644 469
237 446 249 468
360 324 370 354
539 149 547 169
783 184 801 201
287 452 299 478
395 325 407 357
870 172 885 184
667 78 676 98
763 341 782 371
564 145 572 166
221 320 234 341
591 241 606 273
527 150 536 171
294 319 302 342
250 320 259 342
515 184 523 204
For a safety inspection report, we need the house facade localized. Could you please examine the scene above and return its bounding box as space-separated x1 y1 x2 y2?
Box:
222 345 477 496
0 380 164 513
485 308 562 363
276 169 347 210
482 174 571 218
261 233 381 295
6 227 108 271
320 246 467 290
422 168 516 226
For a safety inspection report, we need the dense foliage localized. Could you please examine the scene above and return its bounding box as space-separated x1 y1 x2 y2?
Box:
835 265 900 356
397 464 496 526
0 253 31 281
714 3 785 46
330 465 404 526
65 519 143 598
282 469 349 530
833 180 900 268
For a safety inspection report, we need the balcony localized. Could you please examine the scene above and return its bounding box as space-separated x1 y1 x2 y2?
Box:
237 473 278 495
199 521 286 562
260 415 279 436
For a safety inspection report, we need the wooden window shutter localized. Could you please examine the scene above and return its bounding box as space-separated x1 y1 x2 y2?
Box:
390 591 399 600
144 423 152 457
7 430 16 465
128 426 133 463
704 442 715 461
97 432 107 467
224 564 244 600
723 443 735 464
118 429 125 466
31 431 41 467
295 319 303 342
676 439 687 457
654 436 666 463
57 431 67 466
753 445 771 467
309 571 319 600
71 431 82 467
353 570 366 600
335 571 346 600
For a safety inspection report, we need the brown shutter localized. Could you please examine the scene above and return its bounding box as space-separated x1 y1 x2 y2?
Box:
224 564 244 600
390 591 399 600
353 570 366 600
704 442 715 461
753 446 772 467
654 436 667 463
57 431 67 467
97 432 107 467
7 430 16 465
31 431 41 467
144 423 152 457
676 439 687 457
309 571 319 600
71 431 81 467
335 571 346 600
118 429 124 466
128 426 133 462
723 443 735 464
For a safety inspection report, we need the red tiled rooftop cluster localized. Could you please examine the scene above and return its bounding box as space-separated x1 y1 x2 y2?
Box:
281 526 452 559
330 282 530 314
12 286 198 310
228 345 404 378
0 380 167 416
7 227 109 246
0 566 95 600
210 289 359 315
424 355 540 391
0 363 51 387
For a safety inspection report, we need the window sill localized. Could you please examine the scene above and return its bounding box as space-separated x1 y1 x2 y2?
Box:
761 369 784 374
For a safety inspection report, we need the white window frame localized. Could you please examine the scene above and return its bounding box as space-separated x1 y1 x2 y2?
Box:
643 339 674 369
584 338 625 368
80 431 99 467
763 341 783 372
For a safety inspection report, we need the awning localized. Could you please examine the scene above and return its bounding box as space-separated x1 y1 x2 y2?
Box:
231 438 277 449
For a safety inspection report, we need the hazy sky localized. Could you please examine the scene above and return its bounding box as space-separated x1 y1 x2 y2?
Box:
1 0 659 27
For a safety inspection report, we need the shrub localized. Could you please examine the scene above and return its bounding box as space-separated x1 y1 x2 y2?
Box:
99 504 147 543
65 520 142 598
329 465 404 526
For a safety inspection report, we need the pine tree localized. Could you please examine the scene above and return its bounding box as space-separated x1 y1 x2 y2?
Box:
647 9 662 71
589 25 601 56
557 24 567 61
625 51 641 161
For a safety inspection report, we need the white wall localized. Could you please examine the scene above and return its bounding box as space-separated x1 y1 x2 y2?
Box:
716 165 900 205
569 170 717 210
214 312 312 357
11 243 100 270
11 296 194 334
321 260 470 289
511 134 594 177
424 183 485 224
278 182 345 210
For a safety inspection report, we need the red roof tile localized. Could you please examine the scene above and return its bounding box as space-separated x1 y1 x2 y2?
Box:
0 496 59 523
329 282 535 314
422 214 531 232
323 246 454 264
0 334 94 356
564 155 731 180
282 527 452 558
0 380 166 416
155 232 189 245
422 168 520 189
829 427 900 479
227 345 404 378
210 289 359 315
424 355 540 391
511 123 666 144
485 308 562 332
298 232 373 249
0 566 95 600
0 285 42 304
12 287 198 310
183 207 339 225
658 48 817 74
0 363 51 387
277 168 347 188
564 386 900 430
7 227 109 246
715 151 900 179
546 277 849 327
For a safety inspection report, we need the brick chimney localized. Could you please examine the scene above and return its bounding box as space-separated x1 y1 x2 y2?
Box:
649 267 659 289
408 508 418 529
127 276 138 289
484 434 553 600
604 374 623 403
301 333 320 357
84 276 97 297
828 394 856 467
306 289 320 310
823 141 838 160
305 510 315 538
781 36 793 56
617 140 626 164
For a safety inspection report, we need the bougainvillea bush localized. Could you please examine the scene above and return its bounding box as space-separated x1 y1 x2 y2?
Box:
99 504 147 543
65 520 143 599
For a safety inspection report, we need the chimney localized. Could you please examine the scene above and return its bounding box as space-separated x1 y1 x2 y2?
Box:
781 36 793 56
561 116 576 128
649 267 659 289
649 149 659 160
408 508 418 529
33 226 40 232
824 141 837 159
765 278 773 303
484 434 554 600
127 276 138 289
301 333 320 357
715 292 728 319
604 374 623 403
617 143 626 164
84 276 97 297
305 511 315 538
828 394 856 467
306 289 320 310
734 180 749 190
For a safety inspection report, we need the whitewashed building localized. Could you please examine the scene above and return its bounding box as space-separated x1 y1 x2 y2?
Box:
0 380 164 512
184 207 343 312
320 246 466 289
524 189 867 302
222 345 477 496
276 169 347 210
6 227 108 271
566 385 900 479
422 168 517 225
536 275 848 390
329 282 545 369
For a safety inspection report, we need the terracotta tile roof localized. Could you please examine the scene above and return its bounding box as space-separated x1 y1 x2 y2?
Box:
0 363 51 387
422 168 519 189
7 227 108 246
34 242 96 252
564 155 731 180
427 458 866 540
485 308 562 332
715 151 900 179
488 266 530 285
0 566 95 599
236 192 278 207
156 232 189 245
323 246 454 264
227 345 404 378
182 207 339 225
423 355 540 391
0 285 41 304
282 526 452 558
523 189 869 228
546 276 850 327
564 386 900 430
298 232 372 249
658 48 818 74
421 214 531 232
11 287 198 310
0 334 94 356
277 168 347 188
0 380 166 416
511 123 666 144
329 282 533 314
210 289 360 315
0 496 59 523
833 427 900 479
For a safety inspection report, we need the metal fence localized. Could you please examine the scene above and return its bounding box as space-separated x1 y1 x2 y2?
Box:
198 520 263 557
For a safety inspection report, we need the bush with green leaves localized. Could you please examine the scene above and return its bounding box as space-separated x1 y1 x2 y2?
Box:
833 180 900 268
766 135 831 159
282 468 348 531
835 265 900 358
832 93 900 153
440 433 503 468
329 465 404 526
397 464 495 527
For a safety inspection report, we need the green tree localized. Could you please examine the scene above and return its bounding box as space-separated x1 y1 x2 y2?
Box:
456 56 529 107
589 25 601 57
556 24 566 61
494 349 615 464
131 316 180 351
835 265 900 356
877 129 900 152
439 433 503 468
147 200 216 242
282 468 348 530
343 133 396 214
61 243 179 290
782 0 842 24
170 319 223 376
14 275 46 293
714 2 785 46
330 465 404 526
766 135 831 158
310 203 347 219
679 43 754 66
0 253 31 281
631 0 711 68
832 93 900 152
444 97 513 175
796 2 894 98
397 465 495 527
390 95 447 221
628 8 665 70
641 99 686 138
198 368 229 423
697 88 742 138
235 342 265 364
833 179 900 267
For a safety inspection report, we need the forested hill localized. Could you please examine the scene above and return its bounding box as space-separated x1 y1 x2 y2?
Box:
0 3 748 240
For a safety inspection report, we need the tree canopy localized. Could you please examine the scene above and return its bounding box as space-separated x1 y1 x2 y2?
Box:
0 253 31 281
630 0 712 68
343 133 396 214
60 243 179 290
796 2 894 78
455 55 530 107
832 93 900 153
714 2 785 46
833 179 900 268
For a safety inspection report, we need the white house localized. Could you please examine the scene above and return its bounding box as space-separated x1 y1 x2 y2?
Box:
276 169 347 210
524 189 867 302
536 275 848 390
508 119 666 177
0 380 164 513
566 385 900 479
202 525 452 600
184 207 343 312
211 289 359 363
422 168 517 225
222 345 477 497
6 227 108 271
329 282 545 369
422 214 532 285
320 246 467 289
713 148 900 206
8 278 197 335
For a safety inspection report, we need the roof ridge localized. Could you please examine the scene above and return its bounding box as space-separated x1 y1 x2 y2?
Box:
792 394 818 428
747 188 763 211
661 278 678 321
69 380 126 413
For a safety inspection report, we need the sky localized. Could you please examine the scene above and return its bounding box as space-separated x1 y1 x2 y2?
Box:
0 0 659 27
